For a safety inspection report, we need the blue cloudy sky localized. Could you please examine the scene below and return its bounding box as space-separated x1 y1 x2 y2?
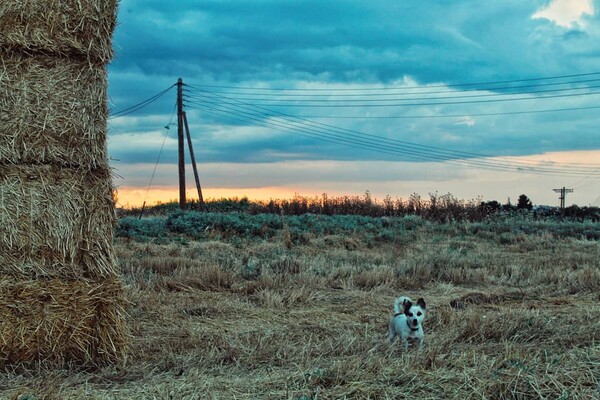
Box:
107 0 600 207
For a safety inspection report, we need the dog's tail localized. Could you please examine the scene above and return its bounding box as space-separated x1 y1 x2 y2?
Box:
393 296 412 314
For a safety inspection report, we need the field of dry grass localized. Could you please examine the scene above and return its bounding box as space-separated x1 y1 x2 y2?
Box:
2 217 600 399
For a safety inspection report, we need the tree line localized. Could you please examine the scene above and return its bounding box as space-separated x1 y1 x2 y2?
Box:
119 192 600 222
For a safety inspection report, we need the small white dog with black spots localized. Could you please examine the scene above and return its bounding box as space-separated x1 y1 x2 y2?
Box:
388 296 426 350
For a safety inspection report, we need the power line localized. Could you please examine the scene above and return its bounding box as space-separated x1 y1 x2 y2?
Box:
187 71 600 91
109 84 175 119
108 76 600 201
184 84 600 170
140 101 178 213
187 78 600 118
185 85 600 108
185 100 600 176
183 77 600 98
294 105 600 120
182 89 600 176
187 83 600 103
183 89 576 169
184 88 600 169
572 171 600 190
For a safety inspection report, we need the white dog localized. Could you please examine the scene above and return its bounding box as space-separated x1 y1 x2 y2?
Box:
388 296 426 350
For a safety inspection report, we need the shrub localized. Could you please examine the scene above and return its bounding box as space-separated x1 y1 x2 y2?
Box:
116 217 168 240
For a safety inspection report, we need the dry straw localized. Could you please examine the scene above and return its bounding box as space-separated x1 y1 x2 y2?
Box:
0 51 109 168
0 0 118 63
0 164 117 280
0 0 127 368
0 275 128 367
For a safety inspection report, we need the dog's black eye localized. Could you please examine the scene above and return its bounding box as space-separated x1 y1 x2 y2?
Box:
417 312 422 316
408 312 413 317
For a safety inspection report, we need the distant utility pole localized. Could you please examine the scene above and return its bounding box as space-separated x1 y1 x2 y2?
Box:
553 186 574 210
176 78 205 211
177 78 186 210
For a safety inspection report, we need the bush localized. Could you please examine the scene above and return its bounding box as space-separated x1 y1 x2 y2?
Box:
116 209 600 245
118 193 600 223
116 217 168 240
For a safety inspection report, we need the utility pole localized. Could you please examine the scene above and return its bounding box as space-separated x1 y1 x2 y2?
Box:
183 111 205 210
553 186 573 210
177 78 186 210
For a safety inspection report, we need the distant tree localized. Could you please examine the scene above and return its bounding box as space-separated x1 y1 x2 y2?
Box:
502 197 515 212
480 200 501 216
517 194 533 210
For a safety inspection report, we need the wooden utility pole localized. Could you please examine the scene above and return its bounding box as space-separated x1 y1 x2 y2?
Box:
553 186 573 210
183 111 205 210
177 78 186 210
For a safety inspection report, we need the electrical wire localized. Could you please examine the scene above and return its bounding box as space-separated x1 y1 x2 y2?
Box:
186 82 600 103
182 90 600 176
185 87 600 107
185 85 600 125
107 76 600 185
184 86 600 169
571 171 600 190
185 101 599 177
141 101 178 208
293 105 600 120
109 84 175 119
184 77 600 98
187 71 600 91
184 88 600 169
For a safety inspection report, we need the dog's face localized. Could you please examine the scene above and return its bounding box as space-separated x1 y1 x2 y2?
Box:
403 298 426 329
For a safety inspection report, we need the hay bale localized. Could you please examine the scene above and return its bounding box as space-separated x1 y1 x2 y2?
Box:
0 275 128 367
0 164 117 280
0 0 126 368
0 0 118 63
0 50 108 167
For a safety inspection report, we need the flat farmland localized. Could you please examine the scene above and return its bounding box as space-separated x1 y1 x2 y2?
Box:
2 213 600 399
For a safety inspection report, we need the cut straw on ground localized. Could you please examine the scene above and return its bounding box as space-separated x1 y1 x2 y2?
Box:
1 221 599 397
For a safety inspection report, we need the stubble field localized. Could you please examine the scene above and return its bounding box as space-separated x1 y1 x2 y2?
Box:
2 213 600 399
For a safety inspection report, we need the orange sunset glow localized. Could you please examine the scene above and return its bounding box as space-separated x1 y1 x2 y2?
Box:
115 186 310 208
114 150 600 209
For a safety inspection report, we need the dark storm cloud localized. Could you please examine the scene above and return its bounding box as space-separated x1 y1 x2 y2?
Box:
111 0 557 85
107 0 600 166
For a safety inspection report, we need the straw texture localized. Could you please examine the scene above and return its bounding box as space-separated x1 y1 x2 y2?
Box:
0 276 128 367
0 51 109 168
0 0 118 63
0 164 117 280
0 0 126 368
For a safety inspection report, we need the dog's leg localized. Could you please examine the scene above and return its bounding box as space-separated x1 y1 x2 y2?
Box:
402 339 409 352
418 338 424 351
387 320 396 343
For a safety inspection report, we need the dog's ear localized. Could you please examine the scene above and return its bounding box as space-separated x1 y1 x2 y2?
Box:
403 300 413 314
417 298 426 309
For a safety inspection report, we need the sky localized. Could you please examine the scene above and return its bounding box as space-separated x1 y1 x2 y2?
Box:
107 0 600 208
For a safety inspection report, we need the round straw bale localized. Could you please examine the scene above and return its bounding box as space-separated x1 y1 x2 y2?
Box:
0 0 118 63
0 50 109 168
0 164 118 280
0 275 129 368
